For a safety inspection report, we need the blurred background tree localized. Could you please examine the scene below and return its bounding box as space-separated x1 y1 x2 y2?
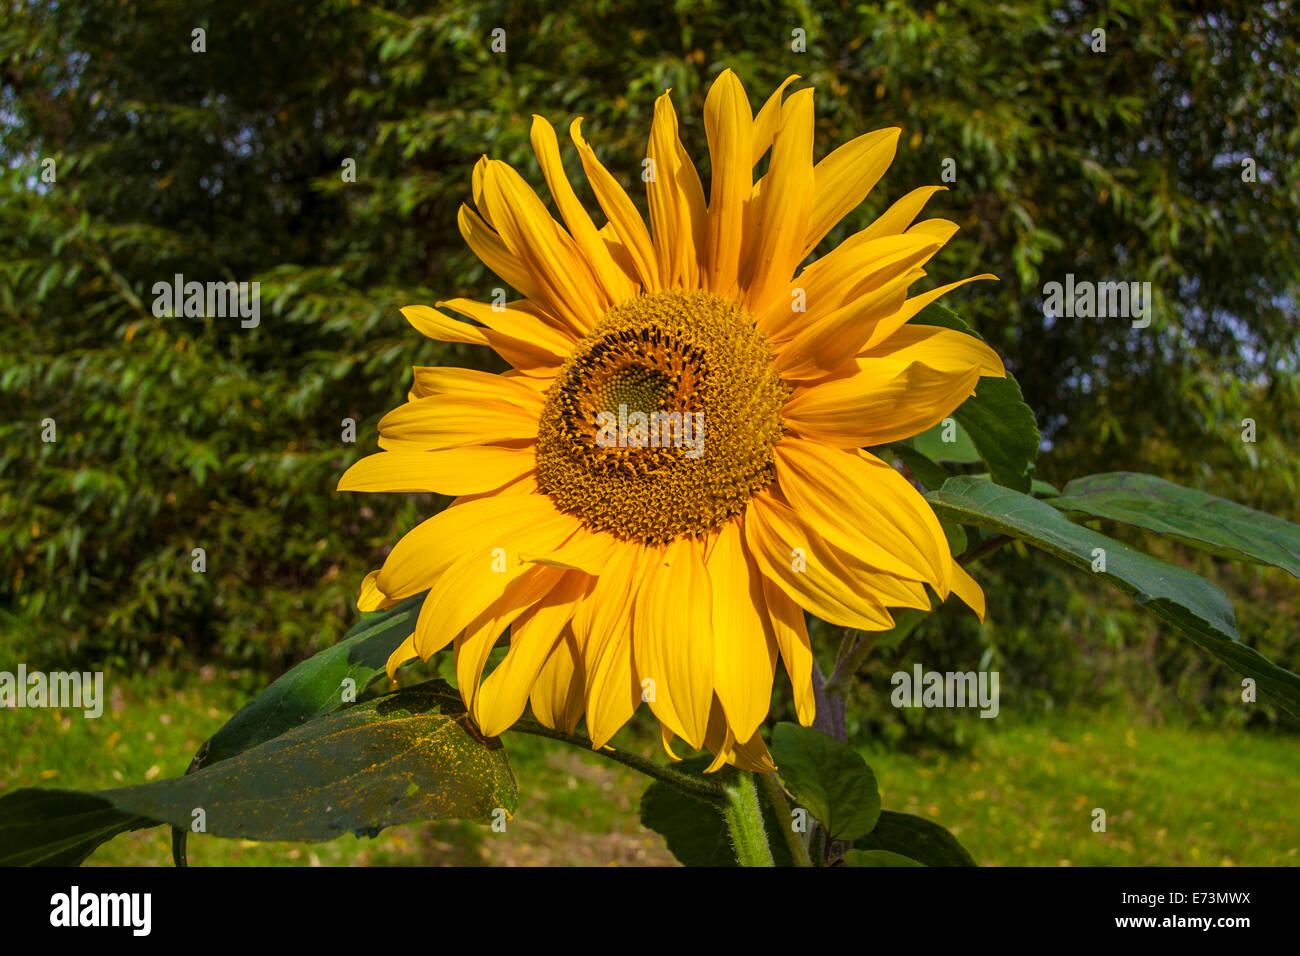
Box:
2 0 1296 729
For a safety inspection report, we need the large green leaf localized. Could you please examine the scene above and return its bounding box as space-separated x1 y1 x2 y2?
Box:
854 810 977 867
911 417 981 464
1048 472 1300 577
0 790 151 866
952 376 1039 493
0 683 516 860
195 591 426 770
927 476 1300 717
770 723 880 842
912 304 1040 492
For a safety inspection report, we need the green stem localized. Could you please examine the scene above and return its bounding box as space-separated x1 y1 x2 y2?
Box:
958 533 1012 567
508 717 726 805
757 771 814 867
721 771 775 867
824 631 879 696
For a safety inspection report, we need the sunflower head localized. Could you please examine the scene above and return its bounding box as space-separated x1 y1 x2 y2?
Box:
340 69 1004 772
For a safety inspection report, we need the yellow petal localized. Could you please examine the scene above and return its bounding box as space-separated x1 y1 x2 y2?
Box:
750 74 800 165
573 543 645 748
646 91 708 289
707 521 776 742
407 366 547 411
772 259 930 381
702 69 753 296
801 127 900 259
384 634 418 680
858 274 998 352
949 559 986 621
842 184 947 249
632 538 713 749
479 159 603 336
529 624 586 734
760 573 815 726
906 217 960 245
377 394 537 451
450 566 567 712
783 359 982 448
530 115 636 306
571 118 659 292
744 491 895 631
434 297 576 358
858 323 1006 377
456 203 541 301
773 438 953 595
400 301 565 374
412 518 577 660
522 525 622 576
759 233 942 341
373 492 576 604
743 87 814 315
357 569 391 612
337 446 535 496
471 569 588 733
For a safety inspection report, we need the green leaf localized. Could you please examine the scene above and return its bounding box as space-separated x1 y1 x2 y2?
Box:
854 810 977 866
769 723 880 842
927 476 1300 717
912 304 1040 491
1048 472 1300 577
953 376 1039 493
891 443 951 490
843 848 925 866
912 418 980 464
0 790 151 866
194 590 426 769
639 759 792 867
0 683 516 859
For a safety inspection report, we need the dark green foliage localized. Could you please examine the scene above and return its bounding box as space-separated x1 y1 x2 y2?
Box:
2 0 1297 699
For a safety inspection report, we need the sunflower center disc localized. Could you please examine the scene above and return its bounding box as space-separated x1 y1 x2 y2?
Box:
536 289 788 543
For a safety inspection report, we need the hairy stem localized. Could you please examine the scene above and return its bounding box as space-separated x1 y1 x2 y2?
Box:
757 771 814 867
721 771 775 867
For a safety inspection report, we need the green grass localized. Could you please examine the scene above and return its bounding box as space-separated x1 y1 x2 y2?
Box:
1 670 1295 866
859 716 1300 866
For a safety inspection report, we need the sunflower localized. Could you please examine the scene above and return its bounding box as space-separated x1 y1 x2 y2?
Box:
339 70 1004 772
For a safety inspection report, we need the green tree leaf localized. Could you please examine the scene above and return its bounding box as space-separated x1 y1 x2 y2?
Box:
927 476 1300 716
769 723 881 842
194 591 426 769
0 682 516 860
912 304 1040 491
854 810 977 866
1048 472 1300 576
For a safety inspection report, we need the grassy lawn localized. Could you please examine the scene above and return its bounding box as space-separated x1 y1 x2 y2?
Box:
1 670 1295 866
860 717 1299 867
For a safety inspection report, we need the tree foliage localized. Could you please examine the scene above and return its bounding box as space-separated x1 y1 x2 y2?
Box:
2 0 1296 681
